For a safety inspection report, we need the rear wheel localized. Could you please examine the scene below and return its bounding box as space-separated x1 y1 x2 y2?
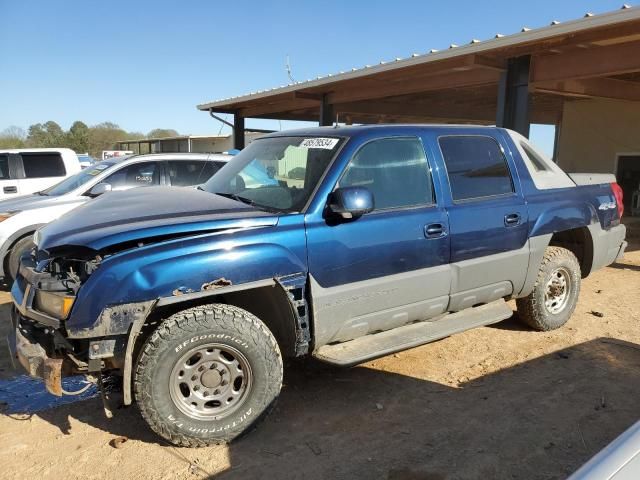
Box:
7 235 35 282
516 246 581 331
134 304 283 446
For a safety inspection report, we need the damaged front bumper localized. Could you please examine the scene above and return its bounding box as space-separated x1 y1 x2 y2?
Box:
7 308 64 396
9 256 155 405
8 258 90 396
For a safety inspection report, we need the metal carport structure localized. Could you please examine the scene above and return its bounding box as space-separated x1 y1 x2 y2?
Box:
197 5 640 157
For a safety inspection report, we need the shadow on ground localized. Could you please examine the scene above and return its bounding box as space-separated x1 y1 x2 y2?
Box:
214 338 640 479
609 261 640 272
2 332 640 480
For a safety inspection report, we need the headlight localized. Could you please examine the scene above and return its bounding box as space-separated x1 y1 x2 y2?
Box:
34 291 75 319
0 211 20 222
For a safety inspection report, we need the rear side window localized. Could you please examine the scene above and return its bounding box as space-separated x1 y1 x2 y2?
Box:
0 155 9 180
105 161 160 189
439 135 514 201
521 142 549 172
21 152 66 178
167 160 222 187
340 137 434 210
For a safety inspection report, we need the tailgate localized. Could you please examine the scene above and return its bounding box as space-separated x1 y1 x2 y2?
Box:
569 173 617 186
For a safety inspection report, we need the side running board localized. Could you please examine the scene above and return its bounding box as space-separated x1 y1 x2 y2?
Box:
313 300 513 367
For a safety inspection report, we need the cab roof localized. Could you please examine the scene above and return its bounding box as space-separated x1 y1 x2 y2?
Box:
261 124 498 139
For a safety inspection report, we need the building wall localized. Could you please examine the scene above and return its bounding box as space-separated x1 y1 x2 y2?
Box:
556 98 640 174
191 139 225 153
156 139 189 153
187 132 265 153
119 132 267 154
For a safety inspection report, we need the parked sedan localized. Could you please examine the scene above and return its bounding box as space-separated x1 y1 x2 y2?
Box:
77 154 97 169
0 152 231 281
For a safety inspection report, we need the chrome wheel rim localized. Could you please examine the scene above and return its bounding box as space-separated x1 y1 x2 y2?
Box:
169 343 252 421
544 267 571 315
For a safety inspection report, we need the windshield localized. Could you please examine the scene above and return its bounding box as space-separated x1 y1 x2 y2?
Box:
41 161 115 196
203 136 343 212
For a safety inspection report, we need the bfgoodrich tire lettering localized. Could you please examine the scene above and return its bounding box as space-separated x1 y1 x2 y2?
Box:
134 304 283 447
516 246 581 331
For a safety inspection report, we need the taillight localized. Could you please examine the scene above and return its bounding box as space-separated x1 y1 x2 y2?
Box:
611 182 624 219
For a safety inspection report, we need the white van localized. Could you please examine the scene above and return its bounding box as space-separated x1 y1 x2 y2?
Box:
0 148 81 199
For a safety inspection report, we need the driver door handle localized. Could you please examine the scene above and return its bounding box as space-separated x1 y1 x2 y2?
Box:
504 213 521 227
424 223 447 239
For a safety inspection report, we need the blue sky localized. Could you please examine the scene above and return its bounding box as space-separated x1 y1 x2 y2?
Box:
0 0 629 155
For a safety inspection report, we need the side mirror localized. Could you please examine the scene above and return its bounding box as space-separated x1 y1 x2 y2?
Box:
328 186 374 219
89 182 112 197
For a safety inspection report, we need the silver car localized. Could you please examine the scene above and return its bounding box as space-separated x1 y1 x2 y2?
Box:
569 421 640 480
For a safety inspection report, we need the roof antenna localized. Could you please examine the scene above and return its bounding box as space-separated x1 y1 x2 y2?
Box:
285 55 296 83
334 112 339 128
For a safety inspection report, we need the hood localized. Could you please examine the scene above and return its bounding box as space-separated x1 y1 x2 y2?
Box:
37 186 277 253
0 193 56 212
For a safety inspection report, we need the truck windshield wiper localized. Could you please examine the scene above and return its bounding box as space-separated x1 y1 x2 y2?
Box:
214 192 286 214
214 192 256 206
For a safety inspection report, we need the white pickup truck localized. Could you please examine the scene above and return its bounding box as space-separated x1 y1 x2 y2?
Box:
0 148 81 199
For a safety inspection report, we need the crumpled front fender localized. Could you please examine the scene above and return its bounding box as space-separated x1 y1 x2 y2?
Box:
64 217 308 336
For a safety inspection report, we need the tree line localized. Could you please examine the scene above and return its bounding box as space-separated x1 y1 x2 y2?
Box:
0 121 179 158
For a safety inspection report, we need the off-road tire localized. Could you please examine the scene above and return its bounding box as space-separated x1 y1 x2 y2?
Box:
8 235 35 282
516 246 581 331
134 304 283 447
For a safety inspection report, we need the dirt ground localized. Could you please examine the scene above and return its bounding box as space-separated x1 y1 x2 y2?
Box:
0 242 639 480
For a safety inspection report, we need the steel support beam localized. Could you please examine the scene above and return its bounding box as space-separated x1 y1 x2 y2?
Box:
210 109 234 128
319 94 334 126
496 55 531 137
233 113 245 150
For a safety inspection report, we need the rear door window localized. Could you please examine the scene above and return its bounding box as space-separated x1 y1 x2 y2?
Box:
438 135 514 201
105 161 161 189
167 160 223 186
0 155 9 180
21 152 66 178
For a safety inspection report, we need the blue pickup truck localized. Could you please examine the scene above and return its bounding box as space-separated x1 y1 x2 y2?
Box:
8 125 626 446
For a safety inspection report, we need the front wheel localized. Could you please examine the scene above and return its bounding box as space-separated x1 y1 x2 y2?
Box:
134 304 283 446
516 246 581 331
7 235 35 282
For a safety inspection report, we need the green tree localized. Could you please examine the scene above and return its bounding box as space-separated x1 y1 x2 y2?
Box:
87 122 131 158
3 121 182 157
26 121 65 147
66 121 90 153
0 126 26 149
147 128 178 139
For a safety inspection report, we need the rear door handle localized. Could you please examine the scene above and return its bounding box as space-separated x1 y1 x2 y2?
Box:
504 213 521 227
424 223 447 239
3 186 17 194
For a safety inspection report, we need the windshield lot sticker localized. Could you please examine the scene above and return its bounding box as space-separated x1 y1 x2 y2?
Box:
300 138 339 149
